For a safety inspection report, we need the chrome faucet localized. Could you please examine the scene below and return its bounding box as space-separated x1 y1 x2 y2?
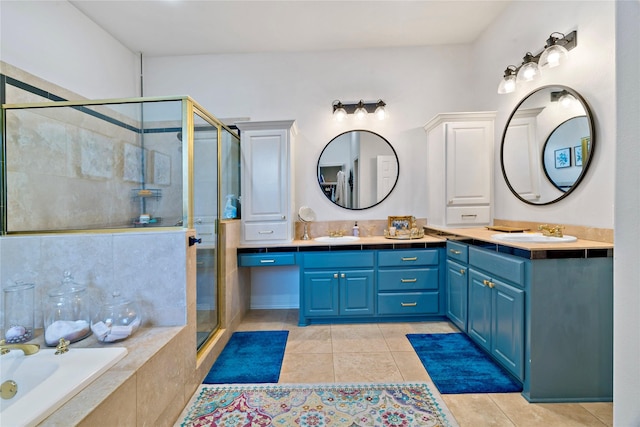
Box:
538 224 564 237
0 339 40 356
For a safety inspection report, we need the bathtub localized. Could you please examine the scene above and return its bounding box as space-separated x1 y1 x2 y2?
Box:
0 346 127 427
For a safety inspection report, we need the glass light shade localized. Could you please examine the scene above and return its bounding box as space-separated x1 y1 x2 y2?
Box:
354 106 368 120
374 105 386 120
497 74 517 94
539 44 569 69
333 106 347 121
558 92 576 108
516 61 540 83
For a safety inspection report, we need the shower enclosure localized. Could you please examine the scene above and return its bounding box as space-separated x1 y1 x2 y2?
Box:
1 95 240 351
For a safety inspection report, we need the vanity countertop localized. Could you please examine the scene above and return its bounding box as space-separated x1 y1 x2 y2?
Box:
424 225 613 251
237 234 445 251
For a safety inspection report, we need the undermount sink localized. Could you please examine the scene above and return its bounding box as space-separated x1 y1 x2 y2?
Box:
491 233 577 243
314 235 360 243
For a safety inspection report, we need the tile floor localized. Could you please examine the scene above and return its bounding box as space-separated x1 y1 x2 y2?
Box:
234 309 613 427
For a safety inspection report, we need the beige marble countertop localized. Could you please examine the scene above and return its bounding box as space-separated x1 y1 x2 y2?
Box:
424 225 614 251
238 234 445 249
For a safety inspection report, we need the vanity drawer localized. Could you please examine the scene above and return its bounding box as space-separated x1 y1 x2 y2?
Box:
237 252 296 267
243 221 289 242
446 206 491 226
378 268 438 291
303 251 374 269
378 292 439 315
377 249 439 267
446 241 468 263
469 247 526 286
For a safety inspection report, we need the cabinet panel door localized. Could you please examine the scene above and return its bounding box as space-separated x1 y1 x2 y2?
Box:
243 130 288 221
445 121 492 206
492 279 525 380
446 259 468 332
303 272 339 317
340 270 374 316
468 268 492 351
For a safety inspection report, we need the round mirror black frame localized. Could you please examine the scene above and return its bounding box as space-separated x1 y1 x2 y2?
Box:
500 85 596 205
317 130 399 210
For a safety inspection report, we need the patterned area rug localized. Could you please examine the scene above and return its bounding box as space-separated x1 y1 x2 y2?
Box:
178 382 459 427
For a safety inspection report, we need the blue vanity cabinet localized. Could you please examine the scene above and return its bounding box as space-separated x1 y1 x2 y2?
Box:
468 247 525 381
376 248 444 317
445 241 469 331
300 251 375 324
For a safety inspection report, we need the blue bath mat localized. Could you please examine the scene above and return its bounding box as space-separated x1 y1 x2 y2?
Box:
203 330 288 384
407 332 522 394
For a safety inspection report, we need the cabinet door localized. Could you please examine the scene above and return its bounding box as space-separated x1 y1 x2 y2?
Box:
303 271 339 317
445 121 492 206
340 269 375 316
242 129 288 222
468 268 492 352
492 278 524 380
446 259 468 332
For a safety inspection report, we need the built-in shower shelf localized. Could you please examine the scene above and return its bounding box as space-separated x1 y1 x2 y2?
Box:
131 188 162 199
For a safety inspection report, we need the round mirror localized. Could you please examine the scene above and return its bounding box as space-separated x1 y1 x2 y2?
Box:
500 85 595 205
317 130 399 210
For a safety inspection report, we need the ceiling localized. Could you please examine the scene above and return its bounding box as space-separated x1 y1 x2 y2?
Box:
69 0 511 57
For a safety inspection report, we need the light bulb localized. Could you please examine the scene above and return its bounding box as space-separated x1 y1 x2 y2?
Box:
516 61 540 83
374 103 386 120
497 74 516 94
354 102 367 120
333 103 347 121
540 44 569 69
558 92 576 108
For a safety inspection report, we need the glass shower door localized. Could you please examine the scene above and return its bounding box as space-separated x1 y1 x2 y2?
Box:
192 113 219 349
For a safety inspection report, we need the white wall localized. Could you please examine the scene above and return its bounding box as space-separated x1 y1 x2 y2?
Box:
143 45 474 221
470 1 615 228
614 1 640 425
0 0 139 99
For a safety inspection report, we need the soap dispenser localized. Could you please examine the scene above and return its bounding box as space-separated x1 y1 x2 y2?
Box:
352 221 360 237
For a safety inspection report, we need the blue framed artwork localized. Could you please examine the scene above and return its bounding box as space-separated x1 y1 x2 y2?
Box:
573 145 583 166
554 148 571 168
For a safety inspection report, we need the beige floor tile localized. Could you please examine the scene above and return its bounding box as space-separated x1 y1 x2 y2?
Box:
330 323 388 353
235 308 289 331
580 402 613 426
278 353 335 383
391 351 432 382
333 352 404 383
285 325 333 354
442 394 515 427
489 393 609 427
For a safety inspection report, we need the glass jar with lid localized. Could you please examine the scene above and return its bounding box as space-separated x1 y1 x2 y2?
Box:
91 290 142 342
43 271 92 346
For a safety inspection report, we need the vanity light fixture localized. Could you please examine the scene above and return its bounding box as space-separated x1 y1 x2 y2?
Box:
332 99 387 121
497 30 577 94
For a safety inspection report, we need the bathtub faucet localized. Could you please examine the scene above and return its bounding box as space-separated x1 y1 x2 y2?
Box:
0 339 40 356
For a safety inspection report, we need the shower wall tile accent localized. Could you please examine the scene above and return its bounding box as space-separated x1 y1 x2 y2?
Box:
0 230 189 332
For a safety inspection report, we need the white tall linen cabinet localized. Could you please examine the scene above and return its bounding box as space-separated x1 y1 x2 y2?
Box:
423 112 496 227
237 120 297 243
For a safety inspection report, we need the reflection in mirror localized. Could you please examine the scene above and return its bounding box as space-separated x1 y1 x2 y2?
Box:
317 130 398 210
501 85 595 205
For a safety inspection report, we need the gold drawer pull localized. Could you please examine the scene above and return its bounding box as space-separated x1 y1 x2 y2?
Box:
401 257 418 261
401 302 418 307
483 279 495 288
449 249 461 255
460 269 465 275
260 259 275 263
401 278 417 283
258 230 274 234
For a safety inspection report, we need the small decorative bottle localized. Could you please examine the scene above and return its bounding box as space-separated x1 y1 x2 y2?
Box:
352 221 360 237
3 281 35 343
43 271 92 346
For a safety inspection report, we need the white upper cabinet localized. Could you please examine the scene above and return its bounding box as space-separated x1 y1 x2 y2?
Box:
424 112 496 227
237 120 296 243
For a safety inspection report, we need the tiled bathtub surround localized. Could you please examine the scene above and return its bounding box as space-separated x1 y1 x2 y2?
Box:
0 229 189 333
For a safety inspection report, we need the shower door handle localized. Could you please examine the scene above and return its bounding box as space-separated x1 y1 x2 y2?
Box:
189 236 202 246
